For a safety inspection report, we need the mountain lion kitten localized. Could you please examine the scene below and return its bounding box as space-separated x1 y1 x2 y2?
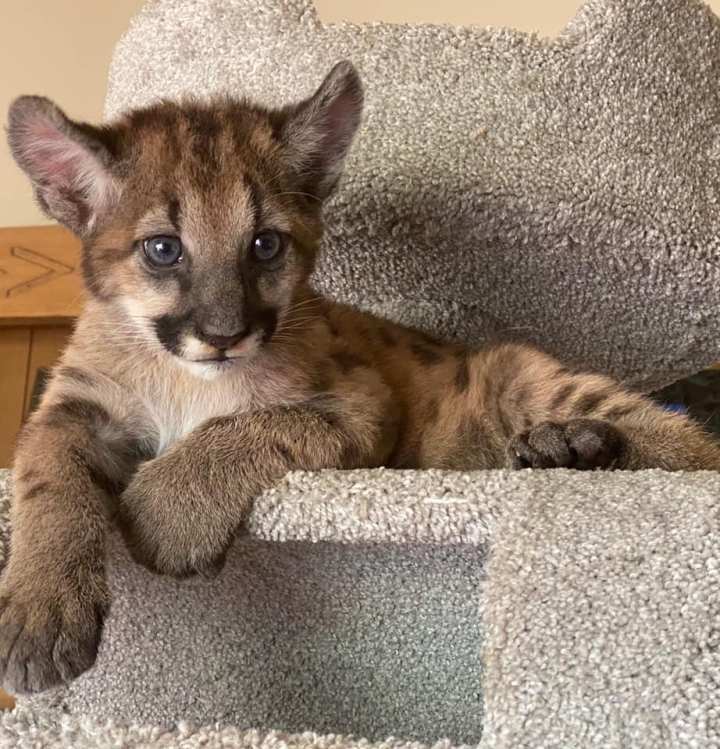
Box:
2 61 719 693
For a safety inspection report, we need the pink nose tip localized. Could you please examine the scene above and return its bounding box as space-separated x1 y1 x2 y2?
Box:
200 330 247 350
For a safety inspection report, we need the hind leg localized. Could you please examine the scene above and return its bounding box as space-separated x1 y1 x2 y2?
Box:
446 343 720 471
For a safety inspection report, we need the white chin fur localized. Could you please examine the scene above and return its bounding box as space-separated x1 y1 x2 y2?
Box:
175 357 240 380
180 334 217 360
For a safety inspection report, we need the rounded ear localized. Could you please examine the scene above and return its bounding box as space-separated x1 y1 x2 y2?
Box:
7 96 118 235
278 60 364 200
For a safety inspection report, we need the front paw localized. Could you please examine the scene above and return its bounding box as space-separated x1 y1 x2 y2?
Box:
0 575 107 693
508 418 625 470
118 457 233 579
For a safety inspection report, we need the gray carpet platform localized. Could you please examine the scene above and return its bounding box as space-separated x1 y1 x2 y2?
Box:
2 468 720 747
3 0 720 746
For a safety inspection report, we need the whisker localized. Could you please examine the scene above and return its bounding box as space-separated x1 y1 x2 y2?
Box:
279 314 322 325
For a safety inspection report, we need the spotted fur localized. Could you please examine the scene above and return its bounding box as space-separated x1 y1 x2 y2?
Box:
2 60 719 695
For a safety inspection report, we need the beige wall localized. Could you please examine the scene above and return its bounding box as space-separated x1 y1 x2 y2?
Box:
316 0 582 29
2 0 720 227
1 0 145 227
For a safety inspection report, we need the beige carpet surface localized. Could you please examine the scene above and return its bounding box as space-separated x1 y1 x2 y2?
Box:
2 468 720 748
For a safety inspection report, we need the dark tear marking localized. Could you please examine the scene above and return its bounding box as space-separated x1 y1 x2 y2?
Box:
153 313 191 355
410 341 443 366
256 308 278 343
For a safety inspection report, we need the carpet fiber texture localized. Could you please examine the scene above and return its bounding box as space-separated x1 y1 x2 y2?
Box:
104 0 720 392
2 468 720 748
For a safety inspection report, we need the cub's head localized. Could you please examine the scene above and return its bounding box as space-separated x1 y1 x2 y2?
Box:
7 62 363 375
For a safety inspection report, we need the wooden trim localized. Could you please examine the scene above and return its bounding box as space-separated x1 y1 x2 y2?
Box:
0 225 83 325
24 326 73 416
0 328 31 468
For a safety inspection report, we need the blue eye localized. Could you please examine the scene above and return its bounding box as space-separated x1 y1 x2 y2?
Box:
252 231 283 262
143 235 183 267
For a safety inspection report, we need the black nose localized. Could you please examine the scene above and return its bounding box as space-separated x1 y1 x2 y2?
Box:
197 328 248 350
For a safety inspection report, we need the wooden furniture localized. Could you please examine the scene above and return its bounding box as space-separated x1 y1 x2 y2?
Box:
0 226 81 468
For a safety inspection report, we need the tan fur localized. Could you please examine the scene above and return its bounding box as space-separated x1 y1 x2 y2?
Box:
2 61 719 695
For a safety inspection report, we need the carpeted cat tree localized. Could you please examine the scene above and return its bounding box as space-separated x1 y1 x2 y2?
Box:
2 0 720 746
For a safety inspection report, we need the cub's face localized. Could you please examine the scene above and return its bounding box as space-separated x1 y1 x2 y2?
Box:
7 62 363 375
